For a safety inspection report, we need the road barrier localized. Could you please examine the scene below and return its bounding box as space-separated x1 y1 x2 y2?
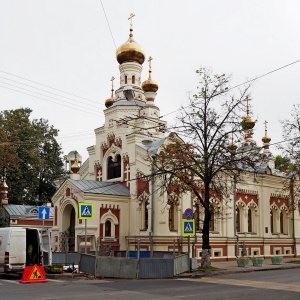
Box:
79 252 189 279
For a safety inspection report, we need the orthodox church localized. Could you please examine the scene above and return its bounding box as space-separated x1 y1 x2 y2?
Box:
51 17 300 261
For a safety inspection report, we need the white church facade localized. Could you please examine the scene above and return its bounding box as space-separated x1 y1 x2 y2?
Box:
51 18 300 261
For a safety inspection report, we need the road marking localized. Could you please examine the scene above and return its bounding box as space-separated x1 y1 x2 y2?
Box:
0 280 19 285
178 278 300 292
47 279 65 282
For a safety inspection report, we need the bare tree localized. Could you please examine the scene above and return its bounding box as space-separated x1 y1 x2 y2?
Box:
279 104 300 169
150 67 258 266
278 104 300 255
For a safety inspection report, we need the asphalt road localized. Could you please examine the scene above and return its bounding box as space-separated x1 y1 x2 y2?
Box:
1 268 299 299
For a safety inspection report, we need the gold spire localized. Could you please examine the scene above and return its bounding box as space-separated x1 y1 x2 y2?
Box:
241 96 255 130
116 14 145 65
228 132 237 153
105 76 115 108
262 120 271 143
142 56 159 93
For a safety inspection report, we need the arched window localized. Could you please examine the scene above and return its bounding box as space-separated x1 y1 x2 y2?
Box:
280 211 284 234
105 220 112 237
132 75 135 84
248 209 252 232
169 202 175 230
270 210 274 233
107 154 121 179
194 203 201 231
144 200 149 230
236 207 241 233
125 75 127 84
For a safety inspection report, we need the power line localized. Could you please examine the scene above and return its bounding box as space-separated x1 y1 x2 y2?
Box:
0 81 101 113
160 59 300 119
0 69 98 104
0 84 101 117
99 0 118 49
0 75 101 109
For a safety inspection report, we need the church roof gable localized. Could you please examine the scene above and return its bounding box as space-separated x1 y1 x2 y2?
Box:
4 204 54 219
69 179 130 196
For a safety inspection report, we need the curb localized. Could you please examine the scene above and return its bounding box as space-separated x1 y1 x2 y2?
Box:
46 272 86 280
176 264 300 278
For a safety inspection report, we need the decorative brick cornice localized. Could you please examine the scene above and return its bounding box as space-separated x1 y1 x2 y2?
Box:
100 204 120 210
270 193 289 199
237 188 258 196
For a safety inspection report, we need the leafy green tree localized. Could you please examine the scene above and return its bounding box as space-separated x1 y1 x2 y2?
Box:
0 108 65 205
274 155 294 173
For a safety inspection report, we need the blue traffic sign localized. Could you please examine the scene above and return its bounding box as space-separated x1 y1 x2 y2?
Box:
38 206 50 220
184 208 194 220
78 203 94 220
182 220 195 236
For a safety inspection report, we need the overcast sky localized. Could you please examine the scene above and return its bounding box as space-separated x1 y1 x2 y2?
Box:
1 0 299 162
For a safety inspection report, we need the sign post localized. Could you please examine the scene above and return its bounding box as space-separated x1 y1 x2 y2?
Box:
78 203 94 253
182 208 195 273
38 206 50 228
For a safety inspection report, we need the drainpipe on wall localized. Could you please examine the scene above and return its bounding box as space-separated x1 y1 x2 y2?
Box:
291 176 297 257
233 175 239 257
150 155 156 258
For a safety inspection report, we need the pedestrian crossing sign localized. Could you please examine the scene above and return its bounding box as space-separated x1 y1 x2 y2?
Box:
182 220 195 236
78 203 94 220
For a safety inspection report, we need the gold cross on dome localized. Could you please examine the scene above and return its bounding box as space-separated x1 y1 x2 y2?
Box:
148 56 153 71
110 76 115 96
128 13 135 29
111 76 115 88
264 120 268 135
148 56 153 79
246 96 249 116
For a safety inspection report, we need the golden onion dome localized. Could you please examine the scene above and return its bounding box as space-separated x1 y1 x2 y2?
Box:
228 142 238 152
116 29 145 65
0 179 8 190
262 121 271 144
105 97 114 108
71 160 80 174
241 115 255 130
262 134 271 144
105 76 115 108
142 79 158 93
142 56 158 93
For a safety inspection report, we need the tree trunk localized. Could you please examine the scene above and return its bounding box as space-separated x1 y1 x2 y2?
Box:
201 196 211 267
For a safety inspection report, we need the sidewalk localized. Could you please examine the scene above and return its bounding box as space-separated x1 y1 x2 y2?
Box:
177 257 300 278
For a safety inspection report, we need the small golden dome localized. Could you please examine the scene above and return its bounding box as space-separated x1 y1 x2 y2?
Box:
142 79 158 93
116 30 145 65
105 76 115 108
105 97 114 108
71 160 80 174
1 179 8 190
262 134 271 143
241 115 255 130
142 56 158 93
228 142 237 152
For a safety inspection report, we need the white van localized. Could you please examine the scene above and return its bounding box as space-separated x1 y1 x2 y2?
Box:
0 227 52 274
